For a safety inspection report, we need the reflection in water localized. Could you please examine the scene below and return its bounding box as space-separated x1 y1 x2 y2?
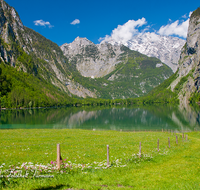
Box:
53 110 101 129
0 105 200 132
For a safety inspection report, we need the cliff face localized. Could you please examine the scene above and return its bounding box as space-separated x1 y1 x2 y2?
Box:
170 7 200 106
0 0 96 98
61 37 124 78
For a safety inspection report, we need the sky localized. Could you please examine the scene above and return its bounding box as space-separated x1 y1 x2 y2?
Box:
5 0 200 46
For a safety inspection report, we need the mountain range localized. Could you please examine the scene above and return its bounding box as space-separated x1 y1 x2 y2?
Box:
0 0 199 108
101 32 185 73
61 37 173 99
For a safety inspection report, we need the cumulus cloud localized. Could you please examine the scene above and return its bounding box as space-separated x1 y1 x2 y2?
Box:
71 19 80 25
99 18 147 43
158 12 193 38
158 19 189 38
99 12 192 44
34 20 54 28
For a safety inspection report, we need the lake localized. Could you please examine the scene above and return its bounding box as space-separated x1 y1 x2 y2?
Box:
0 105 199 132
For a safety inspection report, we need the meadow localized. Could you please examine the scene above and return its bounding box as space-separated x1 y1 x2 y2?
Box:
0 129 200 190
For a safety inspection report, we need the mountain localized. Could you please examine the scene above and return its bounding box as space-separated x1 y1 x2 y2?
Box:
144 7 200 106
0 0 96 103
170 7 200 106
102 32 186 73
61 37 124 78
61 38 173 99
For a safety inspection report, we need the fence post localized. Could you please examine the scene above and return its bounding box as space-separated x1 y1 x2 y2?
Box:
162 128 163 132
176 136 178 145
139 142 141 158
186 135 188 141
168 137 170 148
157 139 159 152
57 144 61 170
107 145 109 167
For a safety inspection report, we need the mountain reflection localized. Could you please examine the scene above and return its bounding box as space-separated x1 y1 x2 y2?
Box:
0 105 200 132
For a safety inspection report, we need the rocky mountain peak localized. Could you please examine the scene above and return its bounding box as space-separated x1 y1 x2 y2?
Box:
61 37 124 78
0 0 24 43
101 32 185 72
60 37 95 60
74 36 92 45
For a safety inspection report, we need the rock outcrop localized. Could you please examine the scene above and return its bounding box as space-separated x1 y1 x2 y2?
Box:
170 7 200 105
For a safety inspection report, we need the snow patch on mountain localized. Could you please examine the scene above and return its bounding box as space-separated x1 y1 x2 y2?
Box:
101 32 186 72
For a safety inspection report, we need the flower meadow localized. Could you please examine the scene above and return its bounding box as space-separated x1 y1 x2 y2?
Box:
0 129 199 190
0 153 155 178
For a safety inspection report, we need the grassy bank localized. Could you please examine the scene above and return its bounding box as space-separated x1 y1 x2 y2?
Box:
0 129 200 189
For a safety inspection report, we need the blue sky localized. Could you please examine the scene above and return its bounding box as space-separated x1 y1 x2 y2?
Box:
5 0 200 46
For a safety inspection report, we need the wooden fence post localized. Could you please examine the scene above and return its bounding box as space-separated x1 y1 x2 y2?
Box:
157 139 159 152
186 135 188 141
162 128 163 132
168 137 170 148
139 142 141 158
176 136 178 145
107 145 109 167
57 144 61 170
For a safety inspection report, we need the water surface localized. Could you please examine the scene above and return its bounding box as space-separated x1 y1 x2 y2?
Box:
0 105 199 132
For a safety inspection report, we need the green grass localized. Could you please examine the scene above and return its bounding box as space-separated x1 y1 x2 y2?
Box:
0 129 200 189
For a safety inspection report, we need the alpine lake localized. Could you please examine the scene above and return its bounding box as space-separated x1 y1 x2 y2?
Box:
0 104 199 132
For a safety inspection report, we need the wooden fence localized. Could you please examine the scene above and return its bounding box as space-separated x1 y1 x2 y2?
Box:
56 133 189 170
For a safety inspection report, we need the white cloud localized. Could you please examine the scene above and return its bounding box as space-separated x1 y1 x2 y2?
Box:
71 19 80 25
34 20 54 28
182 14 187 19
99 12 192 44
99 18 147 43
158 19 189 38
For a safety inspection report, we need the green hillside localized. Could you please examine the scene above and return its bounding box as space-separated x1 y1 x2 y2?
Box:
0 61 73 108
68 45 173 99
